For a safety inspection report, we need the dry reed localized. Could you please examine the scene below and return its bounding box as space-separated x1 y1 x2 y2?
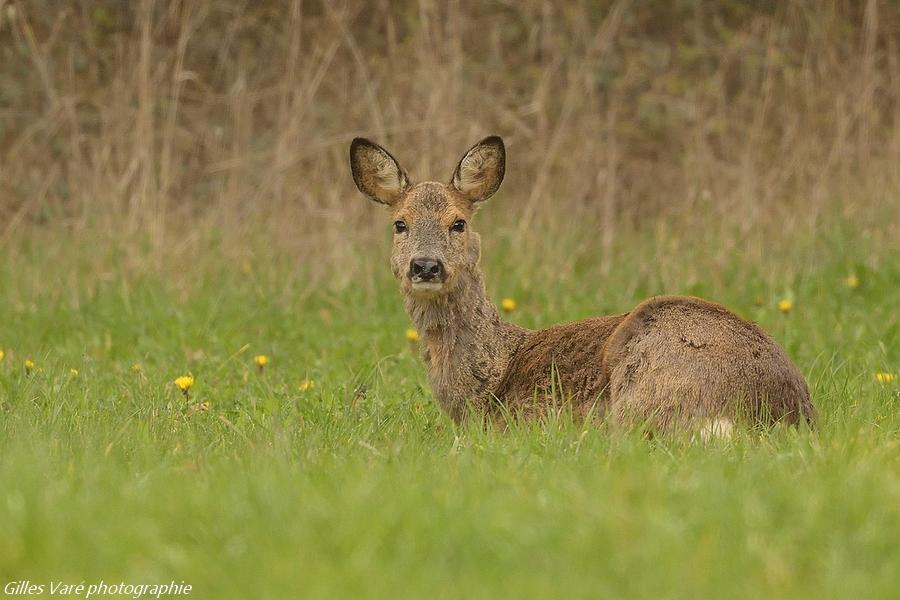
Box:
0 1 897 286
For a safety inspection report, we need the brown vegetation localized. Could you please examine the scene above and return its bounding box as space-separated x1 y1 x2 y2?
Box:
0 1 897 281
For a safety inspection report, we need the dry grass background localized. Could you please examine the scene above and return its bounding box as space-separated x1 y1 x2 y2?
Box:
0 0 897 289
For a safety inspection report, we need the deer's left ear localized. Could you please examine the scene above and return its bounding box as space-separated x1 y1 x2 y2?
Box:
450 136 505 203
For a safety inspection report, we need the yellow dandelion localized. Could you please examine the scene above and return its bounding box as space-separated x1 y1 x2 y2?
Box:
24 359 35 374
69 368 79 377
875 372 897 384
405 329 419 343
777 299 792 313
131 363 142 373
298 379 315 392
501 298 517 312
0 350 5 362
254 354 269 370
844 275 860 289
174 375 194 396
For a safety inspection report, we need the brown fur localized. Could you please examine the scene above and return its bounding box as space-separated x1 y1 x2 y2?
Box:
349 136 816 431
494 315 627 419
601 296 814 430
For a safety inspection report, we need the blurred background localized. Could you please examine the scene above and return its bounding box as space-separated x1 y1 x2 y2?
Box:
0 0 897 291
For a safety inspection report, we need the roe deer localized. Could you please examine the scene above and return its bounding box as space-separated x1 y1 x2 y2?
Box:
349 136 816 433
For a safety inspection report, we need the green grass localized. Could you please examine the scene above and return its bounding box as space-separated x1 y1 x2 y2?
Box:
0 218 898 599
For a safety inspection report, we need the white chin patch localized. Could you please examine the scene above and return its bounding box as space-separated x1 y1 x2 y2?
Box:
411 282 444 293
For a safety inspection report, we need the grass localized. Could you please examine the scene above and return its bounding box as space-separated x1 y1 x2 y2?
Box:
1 1 897 596
0 214 897 599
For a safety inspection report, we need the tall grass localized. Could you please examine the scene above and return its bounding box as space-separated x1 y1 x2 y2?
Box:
0 1 897 282
0 217 897 597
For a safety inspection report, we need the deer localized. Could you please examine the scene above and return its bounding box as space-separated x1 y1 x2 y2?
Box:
349 135 816 434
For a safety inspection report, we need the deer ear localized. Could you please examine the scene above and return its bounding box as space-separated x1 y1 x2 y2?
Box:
350 138 410 206
450 136 505 203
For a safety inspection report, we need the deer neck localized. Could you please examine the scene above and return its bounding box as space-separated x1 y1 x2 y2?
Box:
403 265 526 421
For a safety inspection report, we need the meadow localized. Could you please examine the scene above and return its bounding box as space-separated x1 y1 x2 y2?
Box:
1 1 898 598
1 206 898 598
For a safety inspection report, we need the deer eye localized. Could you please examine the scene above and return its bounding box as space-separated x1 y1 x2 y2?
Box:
394 220 407 234
451 219 466 233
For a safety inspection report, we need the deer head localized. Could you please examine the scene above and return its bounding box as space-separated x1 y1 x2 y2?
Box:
350 136 505 298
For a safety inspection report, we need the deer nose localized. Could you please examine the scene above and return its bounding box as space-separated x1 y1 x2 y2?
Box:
409 257 445 282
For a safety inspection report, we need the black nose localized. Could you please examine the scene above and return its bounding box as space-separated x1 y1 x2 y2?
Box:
409 257 445 282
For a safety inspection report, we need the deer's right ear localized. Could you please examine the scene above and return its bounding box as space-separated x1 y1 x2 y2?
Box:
349 138 410 206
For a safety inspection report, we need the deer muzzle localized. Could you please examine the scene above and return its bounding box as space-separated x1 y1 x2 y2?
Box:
409 257 446 289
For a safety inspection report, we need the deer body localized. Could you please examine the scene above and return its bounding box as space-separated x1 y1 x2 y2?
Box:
350 136 815 431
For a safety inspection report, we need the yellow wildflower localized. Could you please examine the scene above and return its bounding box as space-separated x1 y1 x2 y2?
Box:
254 354 269 370
875 372 897 384
0 350 5 362
69 368 79 377
844 275 860 289
131 363 142 373
174 375 194 396
405 329 419 343
24 359 35 374
777 299 792 313
298 379 315 392
501 298 517 312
